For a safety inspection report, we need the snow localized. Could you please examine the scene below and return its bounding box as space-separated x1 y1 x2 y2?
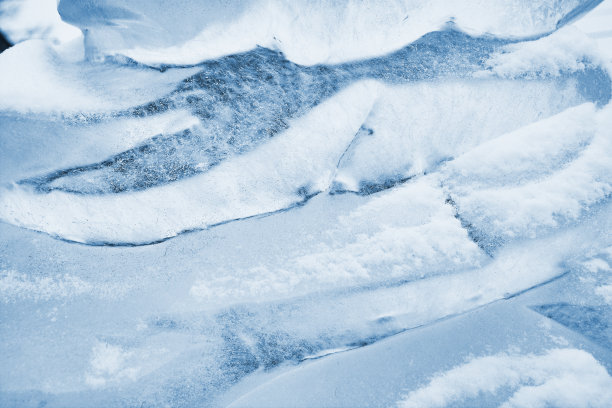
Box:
0 40 200 114
0 80 379 244
58 0 598 66
596 285 612 304
480 27 604 78
397 349 612 408
189 177 484 304
446 104 612 246
0 0 81 46
1 1 612 407
0 41 100 113
332 78 587 193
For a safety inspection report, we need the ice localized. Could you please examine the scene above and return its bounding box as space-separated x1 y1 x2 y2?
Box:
223 273 612 407
4 28 520 196
532 304 612 349
188 177 485 304
1 0 612 407
1 23 608 244
58 0 601 66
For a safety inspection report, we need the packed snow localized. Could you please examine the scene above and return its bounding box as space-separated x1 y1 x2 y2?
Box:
0 1 611 407
397 349 612 408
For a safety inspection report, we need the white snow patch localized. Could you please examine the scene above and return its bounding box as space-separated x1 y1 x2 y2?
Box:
0 0 82 45
583 258 612 273
479 27 602 78
333 79 585 192
63 0 585 67
0 40 199 114
443 103 597 190
397 348 612 408
446 103 612 242
85 342 139 388
596 284 612 304
0 41 105 113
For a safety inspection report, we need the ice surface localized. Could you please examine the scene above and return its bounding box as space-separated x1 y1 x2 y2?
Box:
1 0 612 407
58 0 601 66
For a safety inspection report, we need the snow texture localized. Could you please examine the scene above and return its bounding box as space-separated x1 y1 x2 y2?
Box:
397 349 612 408
0 0 612 407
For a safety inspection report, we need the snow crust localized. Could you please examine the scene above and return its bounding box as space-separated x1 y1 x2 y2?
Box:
0 81 379 243
444 103 612 247
397 348 612 408
0 0 81 46
1 1 612 407
58 0 596 66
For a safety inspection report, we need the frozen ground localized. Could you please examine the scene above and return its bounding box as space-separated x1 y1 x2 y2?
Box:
0 1 611 407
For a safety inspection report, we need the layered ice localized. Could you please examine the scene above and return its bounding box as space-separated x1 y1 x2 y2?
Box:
1 1 612 407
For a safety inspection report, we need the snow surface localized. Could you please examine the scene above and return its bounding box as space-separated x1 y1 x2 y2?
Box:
0 0 81 46
1 1 612 407
397 348 612 408
59 0 600 66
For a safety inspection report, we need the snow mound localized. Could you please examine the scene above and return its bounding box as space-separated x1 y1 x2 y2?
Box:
57 0 601 66
0 0 81 46
397 348 612 408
